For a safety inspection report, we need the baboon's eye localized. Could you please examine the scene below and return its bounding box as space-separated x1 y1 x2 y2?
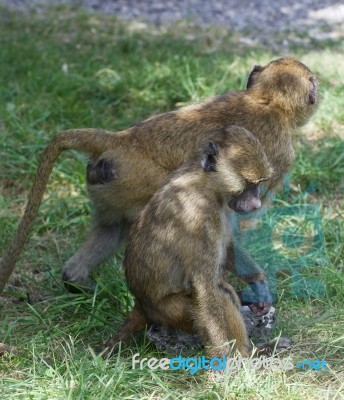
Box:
308 76 317 105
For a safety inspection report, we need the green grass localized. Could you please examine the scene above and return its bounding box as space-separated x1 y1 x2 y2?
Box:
0 6 343 400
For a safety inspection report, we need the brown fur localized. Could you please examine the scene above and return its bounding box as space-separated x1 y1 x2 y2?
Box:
103 126 275 358
0 57 318 299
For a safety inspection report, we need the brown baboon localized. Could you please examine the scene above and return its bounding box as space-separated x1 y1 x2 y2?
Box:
103 126 288 359
0 57 318 315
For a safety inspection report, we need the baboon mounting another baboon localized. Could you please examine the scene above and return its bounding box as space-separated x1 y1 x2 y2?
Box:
0 57 318 317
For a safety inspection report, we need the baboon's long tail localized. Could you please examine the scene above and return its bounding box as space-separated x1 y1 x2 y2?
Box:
0 128 116 294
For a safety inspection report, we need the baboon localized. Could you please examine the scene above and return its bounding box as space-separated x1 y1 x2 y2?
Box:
103 126 286 359
0 57 318 315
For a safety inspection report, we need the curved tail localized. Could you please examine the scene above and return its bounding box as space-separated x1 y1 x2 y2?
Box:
0 128 117 294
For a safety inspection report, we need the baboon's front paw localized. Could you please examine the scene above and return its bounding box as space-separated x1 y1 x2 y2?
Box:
241 281 273 316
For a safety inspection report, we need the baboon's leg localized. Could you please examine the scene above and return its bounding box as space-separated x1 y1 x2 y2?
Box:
62 221 124 291
102 294 193 357
192 281 250 358
151 293 194 332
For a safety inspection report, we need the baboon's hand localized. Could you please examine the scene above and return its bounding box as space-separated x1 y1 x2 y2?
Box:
247 301 272 317
241 281 272 316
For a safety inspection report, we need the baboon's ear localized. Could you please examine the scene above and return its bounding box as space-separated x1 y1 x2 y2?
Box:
308 76 317 105
201 142 218 172
246 64 263 89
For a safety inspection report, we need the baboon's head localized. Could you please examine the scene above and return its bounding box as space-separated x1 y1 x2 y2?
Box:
246 57 318 124
201 126 273 212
